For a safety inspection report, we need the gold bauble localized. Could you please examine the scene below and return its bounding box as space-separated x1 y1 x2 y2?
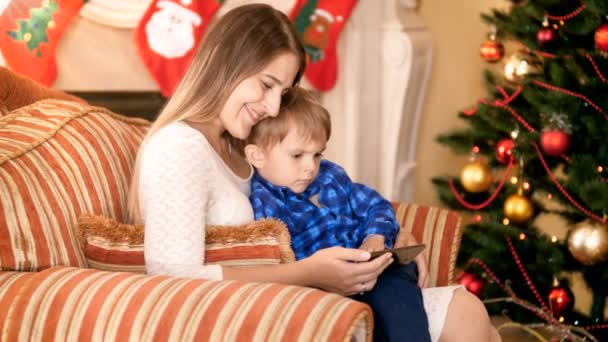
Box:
567 220 608 265
460 160 493 193
503 193 534 223
504 50 543 83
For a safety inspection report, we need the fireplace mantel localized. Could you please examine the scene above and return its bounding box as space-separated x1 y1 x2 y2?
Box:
322 1 432 201
45 0 432 202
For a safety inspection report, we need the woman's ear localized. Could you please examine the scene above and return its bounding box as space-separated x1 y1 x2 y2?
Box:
244 144 265 168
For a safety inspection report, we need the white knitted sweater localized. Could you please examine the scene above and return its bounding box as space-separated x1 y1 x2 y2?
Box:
138 121 253 280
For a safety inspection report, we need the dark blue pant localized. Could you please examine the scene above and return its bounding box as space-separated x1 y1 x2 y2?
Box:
351 263 431 342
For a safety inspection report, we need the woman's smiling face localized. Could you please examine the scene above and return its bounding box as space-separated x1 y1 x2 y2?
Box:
218 52 299 140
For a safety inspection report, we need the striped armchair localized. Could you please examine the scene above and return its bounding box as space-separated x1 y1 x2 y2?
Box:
0 99 463 341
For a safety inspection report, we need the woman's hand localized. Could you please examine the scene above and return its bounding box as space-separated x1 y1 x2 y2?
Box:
395 231 429 288
303 246 393 296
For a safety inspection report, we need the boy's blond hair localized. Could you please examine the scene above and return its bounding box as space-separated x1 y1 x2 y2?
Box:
248 87 331 149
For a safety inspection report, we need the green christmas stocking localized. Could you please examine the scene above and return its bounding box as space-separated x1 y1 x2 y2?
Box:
0 0 85 86
290 0 358 92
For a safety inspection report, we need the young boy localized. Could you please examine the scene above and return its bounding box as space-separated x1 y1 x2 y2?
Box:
245 87 431 342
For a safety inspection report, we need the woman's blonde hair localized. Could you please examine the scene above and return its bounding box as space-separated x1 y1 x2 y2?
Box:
128 4 306 223
247 87 331 150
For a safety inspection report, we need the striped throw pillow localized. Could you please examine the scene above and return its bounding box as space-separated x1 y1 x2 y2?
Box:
78 215 296 272
0 100 149 271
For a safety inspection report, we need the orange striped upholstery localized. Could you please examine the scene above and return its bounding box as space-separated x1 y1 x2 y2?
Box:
0 267 372 341
0 100 149 271
392 203 463 287
0 271 34 335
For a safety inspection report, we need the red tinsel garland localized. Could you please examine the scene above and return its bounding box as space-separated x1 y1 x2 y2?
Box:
532 142 608 224
465 245 608 332
531 80 608 120
584 53 608 83
449 160 516 210
545 2 586 21
504 235 551 314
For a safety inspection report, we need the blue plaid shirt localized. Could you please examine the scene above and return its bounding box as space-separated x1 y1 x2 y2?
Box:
250 160 399 260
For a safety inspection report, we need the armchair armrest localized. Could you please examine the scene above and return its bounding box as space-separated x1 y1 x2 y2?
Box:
1 267 372 341
392 203 463 287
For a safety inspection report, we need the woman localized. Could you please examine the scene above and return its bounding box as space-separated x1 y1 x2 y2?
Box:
128 4 500 342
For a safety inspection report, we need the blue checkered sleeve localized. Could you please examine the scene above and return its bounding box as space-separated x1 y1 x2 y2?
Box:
323 162 399 248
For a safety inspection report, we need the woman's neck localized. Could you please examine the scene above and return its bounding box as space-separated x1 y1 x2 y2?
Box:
185 119 230 155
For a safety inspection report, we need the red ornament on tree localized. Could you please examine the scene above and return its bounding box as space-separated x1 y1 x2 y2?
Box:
548 278 574 317
541 129 571 157
480 39 504 63
537 27 558 47
594 23 608 53
458 272 485 298
537 17 557 47
496 138 516 164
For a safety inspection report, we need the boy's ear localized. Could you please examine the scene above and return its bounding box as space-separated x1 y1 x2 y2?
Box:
244 144 265 168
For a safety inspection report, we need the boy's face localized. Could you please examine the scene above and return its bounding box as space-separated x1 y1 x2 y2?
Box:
248 125 326 194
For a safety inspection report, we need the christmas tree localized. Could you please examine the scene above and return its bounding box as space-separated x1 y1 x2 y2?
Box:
433 0 608 339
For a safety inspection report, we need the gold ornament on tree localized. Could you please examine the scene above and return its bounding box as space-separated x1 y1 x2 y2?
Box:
567 220 608 265
504 50 543 83
504 192 534 223
460 159 493 193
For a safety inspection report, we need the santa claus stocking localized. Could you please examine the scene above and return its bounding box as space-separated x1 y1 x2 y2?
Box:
134 0 223 97
290 0 357 92
0 0 86 86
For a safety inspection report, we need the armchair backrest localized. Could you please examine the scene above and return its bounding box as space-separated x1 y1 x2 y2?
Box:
0 100 149 271
392 203 463 287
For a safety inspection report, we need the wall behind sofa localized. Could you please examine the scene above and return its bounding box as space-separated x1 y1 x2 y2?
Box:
414 0 504 207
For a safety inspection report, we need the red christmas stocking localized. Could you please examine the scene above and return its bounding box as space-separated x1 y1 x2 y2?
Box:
0 0 85 86
134 0 223 97
290 0 358 92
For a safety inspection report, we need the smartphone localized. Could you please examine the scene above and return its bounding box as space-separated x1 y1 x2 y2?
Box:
369 244 426 264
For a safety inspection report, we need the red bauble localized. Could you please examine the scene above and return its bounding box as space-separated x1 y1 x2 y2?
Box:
496 138 516 164
480 39 504 63
537 26 558 47
540 129 571 157
548 282 574 317
458 272 485 298
595 23 608 52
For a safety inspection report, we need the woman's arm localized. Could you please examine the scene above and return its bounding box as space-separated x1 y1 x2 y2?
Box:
139 127 223 280
222 247 394 296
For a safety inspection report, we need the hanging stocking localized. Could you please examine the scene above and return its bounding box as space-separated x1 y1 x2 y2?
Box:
290 0 358 92
0 0 86 86
134 0 224 97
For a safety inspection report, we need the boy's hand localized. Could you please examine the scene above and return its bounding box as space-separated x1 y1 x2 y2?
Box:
359 234 385 252
395 232 429 288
